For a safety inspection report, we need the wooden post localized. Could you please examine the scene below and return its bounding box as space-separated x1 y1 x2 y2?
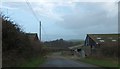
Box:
39 21 41 41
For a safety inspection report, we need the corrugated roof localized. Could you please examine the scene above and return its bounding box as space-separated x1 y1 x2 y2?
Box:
68 44 84 50
87 34 119 43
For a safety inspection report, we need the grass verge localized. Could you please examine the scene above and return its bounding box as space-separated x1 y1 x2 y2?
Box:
78 57 118 68
20 55 46 67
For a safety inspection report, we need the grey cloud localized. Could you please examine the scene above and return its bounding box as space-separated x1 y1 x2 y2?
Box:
56 3 118 34
2 2 38 11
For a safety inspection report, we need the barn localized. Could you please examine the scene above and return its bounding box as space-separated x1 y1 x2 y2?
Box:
84 34 119 56
26 33 39 41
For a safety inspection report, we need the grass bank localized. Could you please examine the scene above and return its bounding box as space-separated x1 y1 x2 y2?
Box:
78 57 119 68
21 55 46 67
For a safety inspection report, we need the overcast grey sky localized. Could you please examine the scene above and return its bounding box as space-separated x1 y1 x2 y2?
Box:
1 0 119 41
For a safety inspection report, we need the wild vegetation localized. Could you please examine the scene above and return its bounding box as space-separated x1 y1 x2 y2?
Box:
84 46 118 59
79 57 118 68
82 44 119 68
1 14 46 67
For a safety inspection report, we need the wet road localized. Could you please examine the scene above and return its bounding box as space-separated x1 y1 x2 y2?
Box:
39 52 102 68
40 56 98 67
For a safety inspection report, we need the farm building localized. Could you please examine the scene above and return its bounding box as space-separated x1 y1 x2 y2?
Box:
26 33 39 41
68 44 85 58
84 34 119 57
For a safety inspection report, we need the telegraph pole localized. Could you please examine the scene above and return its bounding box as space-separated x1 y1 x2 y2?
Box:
39 21 41 41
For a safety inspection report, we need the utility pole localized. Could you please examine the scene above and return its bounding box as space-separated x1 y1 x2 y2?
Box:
39 21 41 41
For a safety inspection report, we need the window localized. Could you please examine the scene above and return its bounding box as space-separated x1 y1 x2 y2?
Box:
99 40 104 42
112 40 117 42
97 37 101 39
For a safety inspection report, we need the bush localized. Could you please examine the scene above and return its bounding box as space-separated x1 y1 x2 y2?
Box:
2 14 45 67
99 45 118 58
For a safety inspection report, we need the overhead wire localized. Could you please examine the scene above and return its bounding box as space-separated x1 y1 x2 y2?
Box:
25 0 48 41
25 0 39 21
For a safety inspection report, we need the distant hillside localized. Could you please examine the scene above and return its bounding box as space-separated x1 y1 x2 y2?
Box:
44 38 84 48
67 39 84 42
67 39 84 45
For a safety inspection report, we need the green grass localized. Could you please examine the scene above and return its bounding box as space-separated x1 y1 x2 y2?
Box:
78 57 118 67
21 56 46 67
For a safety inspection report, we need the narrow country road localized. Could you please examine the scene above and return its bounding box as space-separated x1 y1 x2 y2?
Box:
39 52 103 69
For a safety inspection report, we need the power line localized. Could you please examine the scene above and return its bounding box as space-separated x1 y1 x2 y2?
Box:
25 0 42 40
25 0 48 41
25 0 39 21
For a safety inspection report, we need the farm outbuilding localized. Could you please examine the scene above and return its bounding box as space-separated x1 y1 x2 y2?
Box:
26 33 39 41
68 44 85 58
84 34 119 57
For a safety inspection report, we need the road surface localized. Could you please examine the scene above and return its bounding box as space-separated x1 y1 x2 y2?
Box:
39 52 103 69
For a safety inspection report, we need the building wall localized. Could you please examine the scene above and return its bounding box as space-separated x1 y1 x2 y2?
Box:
85 35 97 46
84 46 91 56
85 36 98 56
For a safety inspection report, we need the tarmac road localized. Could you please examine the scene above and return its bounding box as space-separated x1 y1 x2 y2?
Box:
39 52 103 69
40 56 97 67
